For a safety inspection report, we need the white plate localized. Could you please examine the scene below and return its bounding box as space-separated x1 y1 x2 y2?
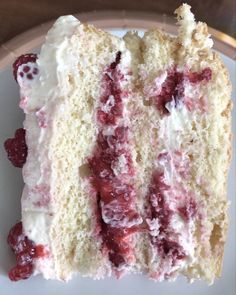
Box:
0 15 235 295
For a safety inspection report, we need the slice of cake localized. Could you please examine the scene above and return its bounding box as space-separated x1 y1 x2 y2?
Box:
4 4 232 284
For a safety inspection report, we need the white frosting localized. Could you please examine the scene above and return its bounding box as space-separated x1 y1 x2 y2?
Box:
160 100 192 150
21 15 81 279
21 15 79 112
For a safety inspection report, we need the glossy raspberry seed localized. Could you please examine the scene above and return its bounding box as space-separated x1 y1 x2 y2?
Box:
13 53 38 82
4 128 28 168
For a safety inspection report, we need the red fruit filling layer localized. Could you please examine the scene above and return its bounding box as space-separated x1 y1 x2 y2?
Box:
178 198 197 222
89 52 141 269
4 128 27 168
154 67 212 115
97 51 125 125
7 222 47 281
146 158 197 278
13 54 38 82
146 172 186 263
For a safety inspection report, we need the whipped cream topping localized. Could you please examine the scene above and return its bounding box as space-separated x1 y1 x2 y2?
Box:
21 16 80 112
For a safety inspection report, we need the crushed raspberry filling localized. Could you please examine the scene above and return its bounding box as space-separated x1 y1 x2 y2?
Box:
178 198 197 222
97 51 126 125
89 52 141 269
13 54 38 82
89 131 140 269
4 128 27 168
154 67 212 115
146 172 186 274
187 67 212 83
7 222 47 281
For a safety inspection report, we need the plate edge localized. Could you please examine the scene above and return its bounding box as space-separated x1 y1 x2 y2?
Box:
0 10 235 70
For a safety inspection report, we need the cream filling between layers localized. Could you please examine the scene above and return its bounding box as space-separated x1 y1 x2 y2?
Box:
142 74 203 279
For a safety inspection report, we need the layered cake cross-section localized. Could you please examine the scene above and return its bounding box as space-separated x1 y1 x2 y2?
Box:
4 4 232 283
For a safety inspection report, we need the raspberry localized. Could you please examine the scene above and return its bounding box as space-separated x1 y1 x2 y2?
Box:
7 223 35 256
4 128 28 168
16 251 33 266
7 222 36 281
7 222 24 251
8 264 34 281
13 53 38 83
